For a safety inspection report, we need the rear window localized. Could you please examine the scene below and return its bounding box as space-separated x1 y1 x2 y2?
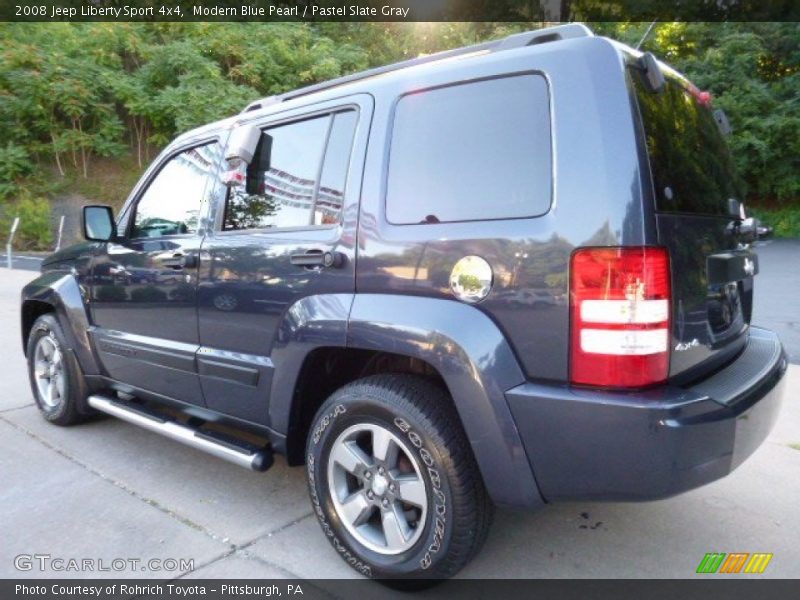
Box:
386 74 552 225
631 68 743 215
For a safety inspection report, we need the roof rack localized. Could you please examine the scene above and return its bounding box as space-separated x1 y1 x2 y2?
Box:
242 23 593 113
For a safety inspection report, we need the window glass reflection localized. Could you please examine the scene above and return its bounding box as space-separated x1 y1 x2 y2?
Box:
631 69 744 215
386 75 552 225
133 143 221 238
224 114 349 230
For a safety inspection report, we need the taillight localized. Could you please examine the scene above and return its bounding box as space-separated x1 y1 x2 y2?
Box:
570 247 671 388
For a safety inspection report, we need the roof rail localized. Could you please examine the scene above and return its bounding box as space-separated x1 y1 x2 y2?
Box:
241 23 593 114
495 23 594 50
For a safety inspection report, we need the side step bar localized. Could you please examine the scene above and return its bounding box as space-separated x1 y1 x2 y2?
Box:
87 395 273 472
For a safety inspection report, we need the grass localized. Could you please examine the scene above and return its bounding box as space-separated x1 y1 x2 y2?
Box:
789 443 800 452
748 205 800 239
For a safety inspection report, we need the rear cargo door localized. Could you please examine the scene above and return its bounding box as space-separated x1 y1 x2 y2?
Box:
630 67 757 382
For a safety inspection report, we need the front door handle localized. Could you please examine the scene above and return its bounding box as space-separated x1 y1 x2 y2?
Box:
158 253 198 269
290 250 345 269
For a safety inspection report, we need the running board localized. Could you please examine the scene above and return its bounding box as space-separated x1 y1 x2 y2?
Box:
87 395 273 472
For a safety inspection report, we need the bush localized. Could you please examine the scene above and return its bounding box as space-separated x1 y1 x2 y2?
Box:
0 190 53 250
749 205 800 238
0 143 33 200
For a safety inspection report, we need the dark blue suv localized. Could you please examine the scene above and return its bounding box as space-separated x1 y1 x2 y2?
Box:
21 24 787 582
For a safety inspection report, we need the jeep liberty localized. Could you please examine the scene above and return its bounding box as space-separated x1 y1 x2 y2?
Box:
21 24 787 582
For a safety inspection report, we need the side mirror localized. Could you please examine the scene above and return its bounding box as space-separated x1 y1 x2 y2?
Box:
639 52 665 93
83 205 117 242
225 123 261 165
222 123 262 190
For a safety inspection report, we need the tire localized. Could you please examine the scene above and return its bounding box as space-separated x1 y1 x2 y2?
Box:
306 374 493 584
26 314 91 426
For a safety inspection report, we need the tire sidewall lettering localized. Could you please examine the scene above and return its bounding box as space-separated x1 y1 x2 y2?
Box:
307 405 374 578
392 417 448 571
308 399 453 576
311 403 346 445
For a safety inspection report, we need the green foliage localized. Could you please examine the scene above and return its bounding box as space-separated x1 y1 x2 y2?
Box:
0 190 53 250
456 273 482 292
17 193 53 249
0 23 128 179
669 24 800 205
0 142 33 199
0 21 797 246
749 206 800 238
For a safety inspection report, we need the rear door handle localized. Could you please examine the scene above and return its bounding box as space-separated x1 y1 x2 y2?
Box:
290 250 345 269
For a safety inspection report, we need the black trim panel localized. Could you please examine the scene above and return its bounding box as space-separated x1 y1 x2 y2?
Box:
96 338 196 373
197 358 260 387
707 250 759 285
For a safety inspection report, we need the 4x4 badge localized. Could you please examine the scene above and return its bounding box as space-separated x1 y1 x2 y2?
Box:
675 338 700 351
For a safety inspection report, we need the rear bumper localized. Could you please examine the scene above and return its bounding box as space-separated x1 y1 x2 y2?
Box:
506 327 788 502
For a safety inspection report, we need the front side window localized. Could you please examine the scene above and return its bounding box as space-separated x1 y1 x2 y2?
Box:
132 143 220 238
386 74 552 225
223 110 357 230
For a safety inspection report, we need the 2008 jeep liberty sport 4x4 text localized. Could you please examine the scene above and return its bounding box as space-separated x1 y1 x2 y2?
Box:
21 24 787 583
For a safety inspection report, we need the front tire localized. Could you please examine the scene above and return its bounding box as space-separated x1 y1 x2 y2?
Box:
26 314 90 426
306 374 492 583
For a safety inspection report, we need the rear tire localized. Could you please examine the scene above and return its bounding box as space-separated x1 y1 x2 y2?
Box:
306 374 492 585
26 314 91 426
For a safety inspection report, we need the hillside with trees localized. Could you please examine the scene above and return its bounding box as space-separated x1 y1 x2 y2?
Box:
0 22 797 248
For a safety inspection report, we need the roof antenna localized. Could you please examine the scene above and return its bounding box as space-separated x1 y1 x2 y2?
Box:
635 21 657 50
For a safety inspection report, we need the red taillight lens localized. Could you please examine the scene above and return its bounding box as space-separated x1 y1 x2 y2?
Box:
570 247 671 388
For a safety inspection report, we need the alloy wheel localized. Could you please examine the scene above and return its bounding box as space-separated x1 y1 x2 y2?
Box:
33 334 66 409
327 423 428 555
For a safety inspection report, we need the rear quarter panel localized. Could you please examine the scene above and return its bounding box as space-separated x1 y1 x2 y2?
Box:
356 37 652 382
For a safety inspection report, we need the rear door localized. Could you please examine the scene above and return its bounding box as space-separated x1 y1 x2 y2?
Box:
630 67 756 382
196 97 370 425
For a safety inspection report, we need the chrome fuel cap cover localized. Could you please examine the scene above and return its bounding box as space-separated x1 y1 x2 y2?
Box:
450 255 493 303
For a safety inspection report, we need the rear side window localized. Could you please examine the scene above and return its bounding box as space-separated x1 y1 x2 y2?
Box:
223 110 357 230
631 69 743 215
386 74 552 225
316 111 358 225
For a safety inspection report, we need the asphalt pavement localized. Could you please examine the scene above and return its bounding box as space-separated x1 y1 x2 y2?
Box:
4 254 44 271
751 239 800 363
1 247 799 584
